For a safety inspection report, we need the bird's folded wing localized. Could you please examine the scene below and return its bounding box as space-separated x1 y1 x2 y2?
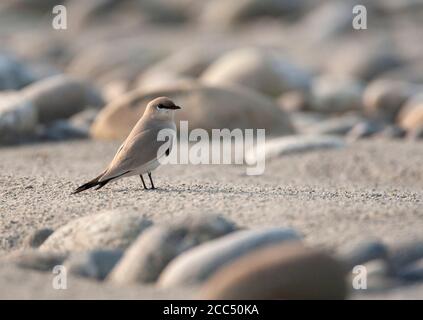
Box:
99 128 172 181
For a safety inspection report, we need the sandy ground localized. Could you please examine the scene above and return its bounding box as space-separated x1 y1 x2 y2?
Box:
0 139 422 299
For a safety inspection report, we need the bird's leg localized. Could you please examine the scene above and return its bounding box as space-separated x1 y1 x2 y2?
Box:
140 175 148 190
148 172 156 190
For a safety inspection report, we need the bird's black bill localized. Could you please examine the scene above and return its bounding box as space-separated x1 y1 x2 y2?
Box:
165 105 181 110
158 104 181 110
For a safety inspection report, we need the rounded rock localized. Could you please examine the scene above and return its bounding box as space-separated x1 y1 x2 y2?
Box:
397 93 423 131
309 75 364 113
138 45 222 82
346 121 386 141
245 134 345 162
39 210 153 254
0 54 35 90
376 125 406 139
303 114 363 136
108 214 237 284
65 249 123 280
363 79 419 121
199 242 347 300
201 48 311 97
339 240 389 272
326 42 403 81
407 126 423 140
90 82 295 140
5 250 67 272
0 93 37 144
157 228 301 287
66 40 163 85
200 0 304 28
23 228 54 248
22 75 104 124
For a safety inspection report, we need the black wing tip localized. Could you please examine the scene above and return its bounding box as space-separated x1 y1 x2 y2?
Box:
71 176 103 195
71 183 95 195
71 170 130 195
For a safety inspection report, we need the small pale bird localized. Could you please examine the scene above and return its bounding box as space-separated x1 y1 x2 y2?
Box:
73 97 181 194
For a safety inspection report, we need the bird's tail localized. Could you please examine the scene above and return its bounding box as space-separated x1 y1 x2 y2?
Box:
72 170 130 194
72 172 109 194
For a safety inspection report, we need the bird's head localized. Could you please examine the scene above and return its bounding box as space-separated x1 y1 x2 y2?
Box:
145 96 181 121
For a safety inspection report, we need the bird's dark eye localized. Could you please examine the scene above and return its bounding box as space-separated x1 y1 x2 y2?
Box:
157 104 164 109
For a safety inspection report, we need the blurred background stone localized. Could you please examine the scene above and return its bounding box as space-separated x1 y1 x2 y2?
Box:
397 93 423 131
363 79 420 122
325 39 403 82
201 47 311 97
0 93 37 144
309 75 364 113
200 0 305 29
245 134 345 162
21 75 104 124
90 82 295 140
0 53 36 90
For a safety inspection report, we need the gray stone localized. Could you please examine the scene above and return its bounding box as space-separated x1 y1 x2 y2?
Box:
23 228 54 248
363 79 419 122
69 108 99 130
135 0 188 24
407 126 423 140
200 0 304 28
388 241 423 276
309 75 364 113
289 112 326 133
138 45 222 81
91 82 295 140
0 93 37 144
340 240 389 272
0 54 35 90
65 249 123 280
245 135 345 162
0 0 61 12
396 259 423 282
380 63 423 85
327 42 403 81
39 210 153 254
65 0 127 31
294 1 354 43
398 93 423 131
66 39 164 85
304 114 363 136
158 228 301 287
39 120 89 141
201 48 311 97
109 214 237 284
5 250 67 272
376 126 406 139
361 260 396 291
277 91 309 112
347 121 386 141
22 75 104 124
354 282 423 299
